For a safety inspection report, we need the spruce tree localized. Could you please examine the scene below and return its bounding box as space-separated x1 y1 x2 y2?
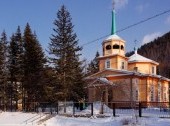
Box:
8 34 17 111
48 5 85 101
15 26 24 81
23 23 45 110
42 66 59 103
14 26 24 109
8 26 24 110
0 31 8 111
86 51 100 76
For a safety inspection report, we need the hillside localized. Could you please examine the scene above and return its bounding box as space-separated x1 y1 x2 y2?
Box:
126 31 170 78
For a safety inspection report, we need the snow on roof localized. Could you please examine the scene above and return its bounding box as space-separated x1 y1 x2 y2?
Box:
104 34 125 42
87 77 113 88
128 51 159 65
85 68 134 79
98 77 112 84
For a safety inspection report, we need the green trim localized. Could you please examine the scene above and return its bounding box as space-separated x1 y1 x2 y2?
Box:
111 10 116 35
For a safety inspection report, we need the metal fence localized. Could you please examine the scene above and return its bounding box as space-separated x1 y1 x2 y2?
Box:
2 101 170 118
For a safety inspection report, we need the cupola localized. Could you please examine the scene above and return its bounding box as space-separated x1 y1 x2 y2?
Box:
102 9 125 56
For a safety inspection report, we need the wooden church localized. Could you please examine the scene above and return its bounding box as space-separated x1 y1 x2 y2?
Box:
86 9 170 105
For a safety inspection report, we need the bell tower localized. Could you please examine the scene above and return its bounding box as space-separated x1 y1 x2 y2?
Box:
102 9 125 57
98 7 128 71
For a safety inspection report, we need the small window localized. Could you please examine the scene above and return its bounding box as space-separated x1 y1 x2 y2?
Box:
134 67 138 72
105 59 110 69
136 90 138 101
113 44 119 49
150 85 154 102
106 45 111 50
158 91 161 102
152 66 155 74
163 87 167 101
121 45 124 50
158 82 161 102
121 62 125 69
164 93 166 101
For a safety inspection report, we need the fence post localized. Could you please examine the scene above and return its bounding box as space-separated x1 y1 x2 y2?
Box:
64 101 66 113
91 103 93 116
139 102 142 117
50 104 52 115
56 102 59 114
112 103 116 117
73 103 75 116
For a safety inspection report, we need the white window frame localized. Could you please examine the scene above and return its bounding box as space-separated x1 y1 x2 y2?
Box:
163 87 167 101
158 82 161 102
150 85 154 102
105 59 110 69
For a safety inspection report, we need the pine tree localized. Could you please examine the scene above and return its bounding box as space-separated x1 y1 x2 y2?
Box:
86 51 100 76
0 31 9 111
23 23 45 110
48 5 85 101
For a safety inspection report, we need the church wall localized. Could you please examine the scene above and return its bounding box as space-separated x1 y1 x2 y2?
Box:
108 78 131 101
147 78 158 102
128 63 150 73
99 59 105 71
139 78 147 101
87 75 169 105
99 57 118 71
99 56 128 71
110 57 118 69
146 77 169 102
88 85 109 104
128 62 157 74
161 80 169 102
117 56 128 70
107 76 169 103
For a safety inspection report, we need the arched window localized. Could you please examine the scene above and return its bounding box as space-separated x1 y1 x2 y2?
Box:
121 45 124 50
106 45 111 50
113 44 119 49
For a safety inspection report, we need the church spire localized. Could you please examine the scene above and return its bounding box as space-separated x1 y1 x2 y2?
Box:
111 2 116 35
134 40 138 54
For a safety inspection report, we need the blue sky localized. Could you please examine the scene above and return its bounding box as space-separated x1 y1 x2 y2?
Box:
0 0 170 62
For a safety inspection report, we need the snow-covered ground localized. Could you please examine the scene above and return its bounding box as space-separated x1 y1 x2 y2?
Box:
0 112 170 126
0 102 170 126
44 116 170 126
